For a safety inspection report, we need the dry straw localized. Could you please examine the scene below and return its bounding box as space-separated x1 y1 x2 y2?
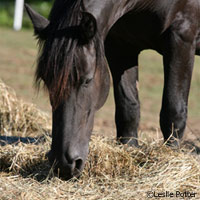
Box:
0 80 200 200
0 80 51 137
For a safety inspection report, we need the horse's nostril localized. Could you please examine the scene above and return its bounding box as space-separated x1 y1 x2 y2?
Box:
47 151 84 179
72 158 83 177
75 158 83 170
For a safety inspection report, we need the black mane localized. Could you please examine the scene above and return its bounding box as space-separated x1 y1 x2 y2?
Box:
35 0 103 109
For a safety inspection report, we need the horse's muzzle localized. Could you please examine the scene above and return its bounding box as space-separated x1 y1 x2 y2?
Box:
47 151 84 180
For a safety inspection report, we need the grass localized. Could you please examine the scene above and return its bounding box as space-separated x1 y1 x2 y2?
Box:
0 27 51 112
0 2 52 28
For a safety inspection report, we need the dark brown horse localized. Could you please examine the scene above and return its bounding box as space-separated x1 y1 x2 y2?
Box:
25 0 200 179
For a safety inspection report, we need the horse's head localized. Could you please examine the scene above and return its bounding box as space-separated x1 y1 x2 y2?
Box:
26 2 110 179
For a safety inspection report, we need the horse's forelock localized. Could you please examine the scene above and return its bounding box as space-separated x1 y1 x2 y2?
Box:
35 0 101 109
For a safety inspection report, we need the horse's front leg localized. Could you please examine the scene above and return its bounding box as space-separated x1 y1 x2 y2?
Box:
160 32 196 146
105 33 140 146
112 65 140 146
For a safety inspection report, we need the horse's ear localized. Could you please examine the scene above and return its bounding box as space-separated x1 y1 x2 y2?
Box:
25 4 49 39
79 12 97 44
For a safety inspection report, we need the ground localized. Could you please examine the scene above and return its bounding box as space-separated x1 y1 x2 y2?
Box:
0 27 200 200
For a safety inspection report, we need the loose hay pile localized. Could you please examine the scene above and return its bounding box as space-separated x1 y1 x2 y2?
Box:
0 80 200 200
0 80 51 137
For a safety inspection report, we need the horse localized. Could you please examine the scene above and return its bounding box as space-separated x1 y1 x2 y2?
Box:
25 0 200 179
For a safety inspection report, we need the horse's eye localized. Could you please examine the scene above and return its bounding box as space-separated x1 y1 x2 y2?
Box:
81 77 93 87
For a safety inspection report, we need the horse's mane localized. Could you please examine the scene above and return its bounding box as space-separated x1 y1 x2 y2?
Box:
35 0 103 109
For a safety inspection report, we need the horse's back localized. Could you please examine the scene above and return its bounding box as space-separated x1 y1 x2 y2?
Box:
106 0 200 55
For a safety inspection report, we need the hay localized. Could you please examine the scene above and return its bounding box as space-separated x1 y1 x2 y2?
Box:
0 79 51 137
0 80 200 200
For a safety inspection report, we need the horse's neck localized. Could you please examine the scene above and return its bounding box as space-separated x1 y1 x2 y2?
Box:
84 0 188 39
84 0 139 39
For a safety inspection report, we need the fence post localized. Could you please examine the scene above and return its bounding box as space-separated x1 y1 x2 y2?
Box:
13 0 24 31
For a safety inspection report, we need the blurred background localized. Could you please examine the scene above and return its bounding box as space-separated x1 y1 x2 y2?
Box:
0 0 51 28
0 0 199 139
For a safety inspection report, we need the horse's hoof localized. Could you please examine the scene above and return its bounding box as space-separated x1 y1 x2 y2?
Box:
118 137 139 148
165 138 180 149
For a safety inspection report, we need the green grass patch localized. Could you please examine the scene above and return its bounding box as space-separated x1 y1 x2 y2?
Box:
0 1 52 29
